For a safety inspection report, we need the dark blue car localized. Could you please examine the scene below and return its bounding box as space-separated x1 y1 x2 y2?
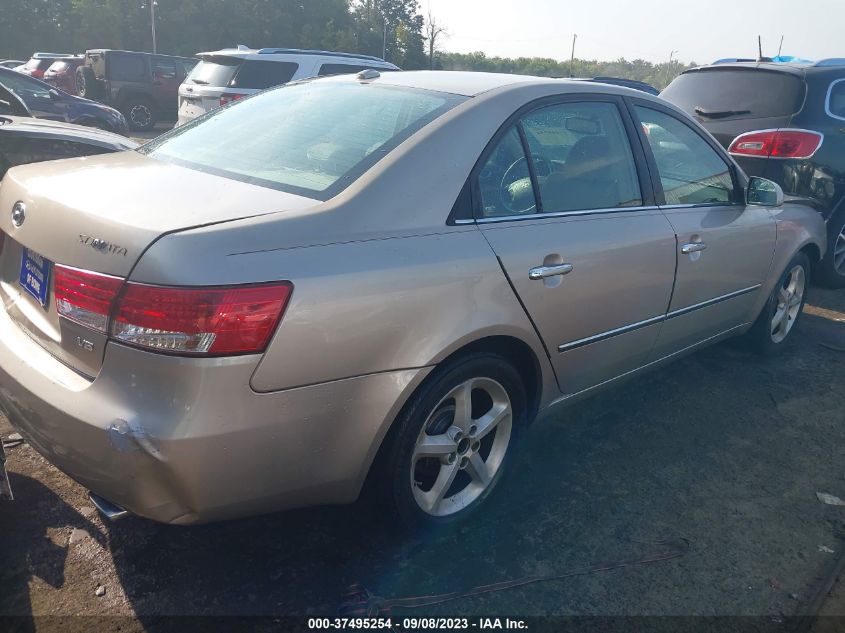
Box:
0 67 127 135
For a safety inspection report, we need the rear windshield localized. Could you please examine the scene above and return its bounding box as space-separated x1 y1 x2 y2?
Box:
661 69 805 120
187 58 298 89
186 57 241 86
141 81 465 199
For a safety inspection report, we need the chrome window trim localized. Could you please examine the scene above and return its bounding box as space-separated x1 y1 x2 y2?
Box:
466 205 661 225
825 78 845 122
659 202 745 210
556 284 762 353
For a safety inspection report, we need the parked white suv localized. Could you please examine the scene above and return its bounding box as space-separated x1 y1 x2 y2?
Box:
176 46 399 125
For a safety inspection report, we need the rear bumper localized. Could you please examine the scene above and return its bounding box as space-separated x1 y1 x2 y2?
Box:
0 305 428 524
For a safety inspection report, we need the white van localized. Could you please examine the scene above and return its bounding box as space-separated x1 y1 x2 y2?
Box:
177 46 399 125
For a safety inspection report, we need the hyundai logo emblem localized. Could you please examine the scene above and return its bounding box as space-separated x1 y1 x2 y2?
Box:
11 202 25 227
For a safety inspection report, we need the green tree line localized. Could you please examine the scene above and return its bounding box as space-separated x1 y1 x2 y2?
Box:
1 0 693 87
436 52 696 89
0 0 428 68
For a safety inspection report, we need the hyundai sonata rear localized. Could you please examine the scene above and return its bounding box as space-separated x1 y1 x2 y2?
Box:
0 72 824 527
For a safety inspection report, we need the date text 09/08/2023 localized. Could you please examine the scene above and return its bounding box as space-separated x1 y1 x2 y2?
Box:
307 617 529 630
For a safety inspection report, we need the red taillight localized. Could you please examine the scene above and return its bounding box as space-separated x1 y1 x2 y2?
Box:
729 129 823 159
219 93 247 106
111 282 292 355
55 265 124 333
54 264 292 356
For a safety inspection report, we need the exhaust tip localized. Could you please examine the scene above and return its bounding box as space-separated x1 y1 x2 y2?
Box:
88 491 130 521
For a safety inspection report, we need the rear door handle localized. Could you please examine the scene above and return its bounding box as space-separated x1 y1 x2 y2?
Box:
529 263 574 280
681 242 707 254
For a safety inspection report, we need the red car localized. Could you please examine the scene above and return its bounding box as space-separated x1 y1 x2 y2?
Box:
42 57 85 94
17 53 74 80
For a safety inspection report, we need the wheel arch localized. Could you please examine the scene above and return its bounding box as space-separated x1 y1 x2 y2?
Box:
355 333 548 500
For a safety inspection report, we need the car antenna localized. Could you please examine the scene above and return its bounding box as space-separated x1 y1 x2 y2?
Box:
758 35 763 62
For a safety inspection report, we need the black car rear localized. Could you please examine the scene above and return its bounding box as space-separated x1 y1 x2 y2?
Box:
662 61 845 287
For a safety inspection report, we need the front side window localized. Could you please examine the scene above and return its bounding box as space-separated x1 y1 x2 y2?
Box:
0 71 51 99
142 82 465 199
634 106 738 206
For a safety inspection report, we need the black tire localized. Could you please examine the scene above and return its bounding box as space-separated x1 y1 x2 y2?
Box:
122 96 156 132
378 353 526 531
817 206 845 288
75 66 103 100
746 252 811 355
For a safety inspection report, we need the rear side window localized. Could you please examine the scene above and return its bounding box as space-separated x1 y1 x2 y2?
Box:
231 60 298 89
109 54 147 81
476 101 643 218
634 106 738 206
152 57 179 80
661 70 805 120
521 102 642 213
827 79 845 120
319 64 382 77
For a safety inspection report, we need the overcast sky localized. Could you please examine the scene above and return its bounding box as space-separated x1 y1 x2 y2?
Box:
421 0 843 65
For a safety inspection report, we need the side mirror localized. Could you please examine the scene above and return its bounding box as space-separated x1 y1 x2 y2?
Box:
746 177 784 207
48 88 61 100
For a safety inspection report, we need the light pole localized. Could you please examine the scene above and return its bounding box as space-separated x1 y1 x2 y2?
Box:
382 12 388 61
150 0 158 54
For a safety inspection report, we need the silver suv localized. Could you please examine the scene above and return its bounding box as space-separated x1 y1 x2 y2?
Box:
177 46 399 125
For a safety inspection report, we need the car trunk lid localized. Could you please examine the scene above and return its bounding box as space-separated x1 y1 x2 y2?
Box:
0 151 316 376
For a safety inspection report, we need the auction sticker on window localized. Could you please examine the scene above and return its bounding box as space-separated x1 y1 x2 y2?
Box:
19 248 52 308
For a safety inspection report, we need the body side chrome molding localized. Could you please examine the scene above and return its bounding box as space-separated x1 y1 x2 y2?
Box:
557 314 664 353
557 284 761 353
549 322 750 406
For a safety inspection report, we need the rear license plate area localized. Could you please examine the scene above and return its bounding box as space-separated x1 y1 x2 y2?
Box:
19 248 52 308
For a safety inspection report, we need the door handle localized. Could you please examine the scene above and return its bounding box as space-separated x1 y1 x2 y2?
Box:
681 242 707 254
529 263 574 280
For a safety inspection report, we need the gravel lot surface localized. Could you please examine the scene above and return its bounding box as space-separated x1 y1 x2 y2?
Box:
1 287 843 632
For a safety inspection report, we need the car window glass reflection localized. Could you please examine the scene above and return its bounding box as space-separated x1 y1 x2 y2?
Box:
635 106 737 206
521 101 642 213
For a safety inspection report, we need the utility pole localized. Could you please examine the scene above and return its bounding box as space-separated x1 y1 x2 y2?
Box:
569 34 577 78
382 12 387 61
150 0 158 54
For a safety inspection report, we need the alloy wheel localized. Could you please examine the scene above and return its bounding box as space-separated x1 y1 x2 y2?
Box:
129 104 152 128
410 377 512 517
834 223 845 275
771 264 806 344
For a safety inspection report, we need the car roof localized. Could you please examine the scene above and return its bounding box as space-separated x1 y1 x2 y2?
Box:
687 59 845 78
0 116 137 149
316 70 656 99
85 49 197 62
196 46 396 66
